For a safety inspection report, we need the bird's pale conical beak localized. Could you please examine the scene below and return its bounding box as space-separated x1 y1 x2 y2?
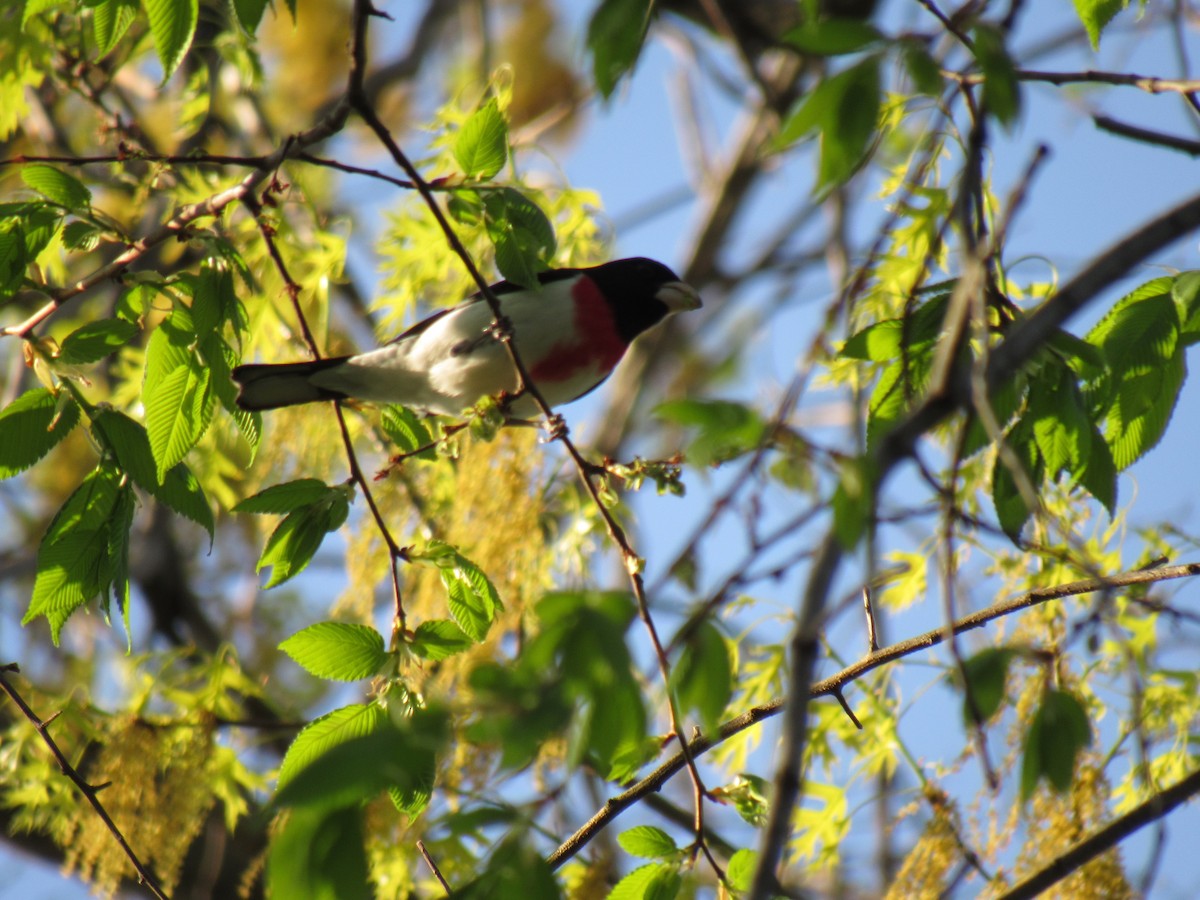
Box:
656 281 702 312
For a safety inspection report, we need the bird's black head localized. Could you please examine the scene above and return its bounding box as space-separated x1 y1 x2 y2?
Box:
582 257 702 342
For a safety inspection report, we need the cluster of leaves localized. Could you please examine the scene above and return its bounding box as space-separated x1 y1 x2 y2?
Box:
839 271 1200 542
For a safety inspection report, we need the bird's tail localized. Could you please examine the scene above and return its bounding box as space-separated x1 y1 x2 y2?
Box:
232 357 353 410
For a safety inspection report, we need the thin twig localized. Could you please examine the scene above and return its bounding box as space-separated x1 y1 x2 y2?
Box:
417 840 452 894
0 664 170 900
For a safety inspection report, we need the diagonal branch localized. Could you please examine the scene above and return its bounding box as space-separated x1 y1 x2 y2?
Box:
549 561 1200 870
0 664 169 900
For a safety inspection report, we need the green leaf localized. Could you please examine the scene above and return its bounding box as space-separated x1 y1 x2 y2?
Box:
257 489 351 588
671 622 733 733
59 318 139 365
901 39 943 96
726 849 758 892
0 389 80 479
280 622 388 682
21 164 91 210
454 97 508 179
143 309 214 480
204 332 261 453
832 455 876 549
142 0 198 82
0 225 26 297
413 541 503 642
1172 270 1200 340
235 478 332 514
92 410 214 537
773 56 881 187
93 0 139 56
410 619 474 661
277 703 386 791
610 863 680 900
20 205 62 259
783 19 882 56
587 0 652 98
25 465 130 644
440 556 502 642
973 24 1020 126
267 806 370 900
1085 288 1184 470
1028 364 1090 477
1077 423 1117 515
61 219 103 251
958 647 1017 725
1072 0 1128 49
618 826 679 860
991 418 1041 543
231 0 269 34
380 405 435 460
483 188 556 289
655 398 766 467
1021 689 1092 799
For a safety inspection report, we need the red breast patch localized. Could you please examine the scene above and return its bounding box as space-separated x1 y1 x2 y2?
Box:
529 276 627 383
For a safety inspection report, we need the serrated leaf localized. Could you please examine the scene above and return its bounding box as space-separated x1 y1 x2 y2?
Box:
257 492 350 588
21 164 91 210
61 219 102 251
0 388 80 479
483 188 556 289
381 405 435 459
92 410 215 536
1173 270 1200 340
24 465 129 644
454 98 508 179
587 0 652 98
235 478 331 514
280 622 388 682
59 318 139 364
143 311 214 480
142 0 198 82
277 703 386 791
93 0 138 56
410 619 474 660
1073 0 1128 49
21 206 62 260
1028 365 1090 477
671 622 733 733
618 826 679 860
440 559 501 642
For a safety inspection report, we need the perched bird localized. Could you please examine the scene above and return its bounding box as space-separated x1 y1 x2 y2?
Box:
232 257 701 417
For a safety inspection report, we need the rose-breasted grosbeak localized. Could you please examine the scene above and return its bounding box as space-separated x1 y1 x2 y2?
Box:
232 257 701 417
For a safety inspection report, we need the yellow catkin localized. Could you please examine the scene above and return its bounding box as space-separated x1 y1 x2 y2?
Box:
884 808 960 900
61 715 217 897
